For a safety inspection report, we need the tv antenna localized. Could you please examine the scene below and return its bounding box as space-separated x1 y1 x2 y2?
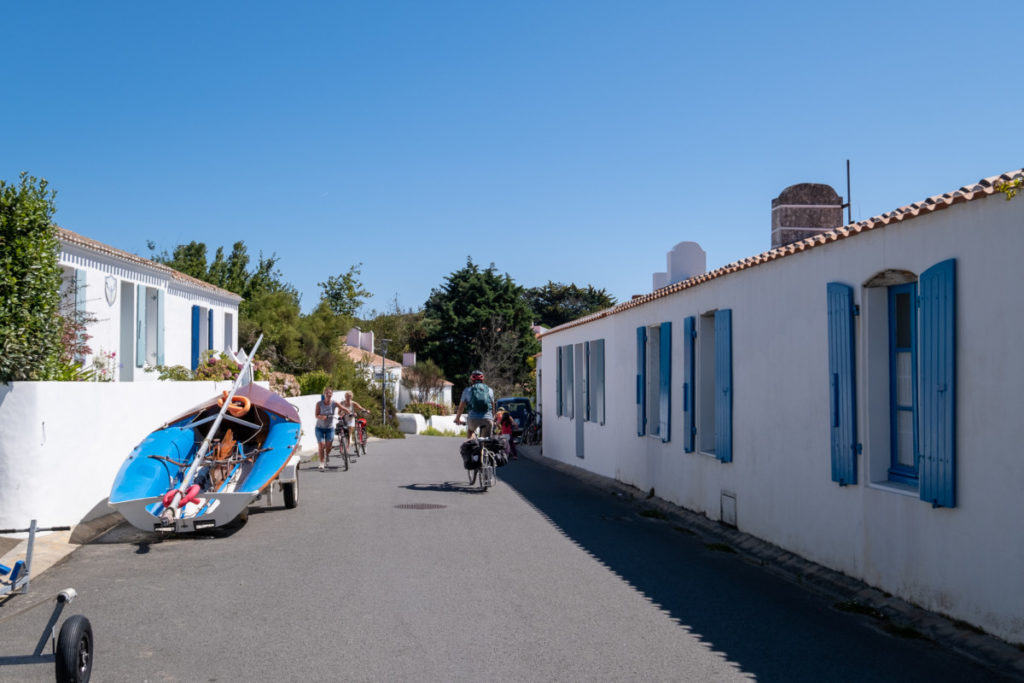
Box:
841 159 853 225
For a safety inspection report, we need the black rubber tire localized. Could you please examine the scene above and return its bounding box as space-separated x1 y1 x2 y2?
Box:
467 468 477 486
358 432 367 456
342 449 349 471
56 614 93 683
282 478 299 508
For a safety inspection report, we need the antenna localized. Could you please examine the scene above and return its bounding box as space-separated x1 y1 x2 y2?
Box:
841 159 852 225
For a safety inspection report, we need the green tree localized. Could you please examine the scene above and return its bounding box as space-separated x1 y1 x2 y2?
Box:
0 174 63 381
525 281 617 329
319 263 372 317
359 295 426 359
421 258 538 394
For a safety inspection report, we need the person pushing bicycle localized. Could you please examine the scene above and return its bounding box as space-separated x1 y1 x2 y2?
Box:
337 390 369 455
454 370 496 438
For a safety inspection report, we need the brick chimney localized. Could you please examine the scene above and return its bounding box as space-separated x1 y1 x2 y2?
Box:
771 183 843 249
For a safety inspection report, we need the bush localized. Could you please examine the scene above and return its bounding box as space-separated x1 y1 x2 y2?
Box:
420 426 461 437
403 402 451 418
298 370 330 396
366 422 405 439
153 364 193 381
0 173 63 381
269 371 300 397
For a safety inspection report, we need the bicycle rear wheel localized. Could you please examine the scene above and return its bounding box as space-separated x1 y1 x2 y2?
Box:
358 429 367 456
467 467 478 486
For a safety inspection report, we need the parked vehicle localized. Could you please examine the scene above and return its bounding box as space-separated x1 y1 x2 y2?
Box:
495 397 534 438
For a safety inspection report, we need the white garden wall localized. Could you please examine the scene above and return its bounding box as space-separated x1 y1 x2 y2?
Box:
540 189 1024 644
0 381 317 530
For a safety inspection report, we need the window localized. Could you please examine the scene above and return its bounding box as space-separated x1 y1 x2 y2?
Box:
556 344 574 418
191 305 211 370
224 312 234 352
137 285 165 368
888 283 918 484
636 323 671 441
843 259 956 507
585 339 605 424
698 310 732 461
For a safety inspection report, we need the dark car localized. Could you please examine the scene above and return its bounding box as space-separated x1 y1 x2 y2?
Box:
495 397 534 437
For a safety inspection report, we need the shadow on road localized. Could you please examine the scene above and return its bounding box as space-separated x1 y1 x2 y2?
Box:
496 454 1013 683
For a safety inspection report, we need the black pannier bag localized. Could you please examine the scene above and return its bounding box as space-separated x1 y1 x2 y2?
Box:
460 439 482 469
481 437 509 467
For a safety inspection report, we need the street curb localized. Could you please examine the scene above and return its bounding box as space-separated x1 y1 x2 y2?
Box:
516 444 1024 681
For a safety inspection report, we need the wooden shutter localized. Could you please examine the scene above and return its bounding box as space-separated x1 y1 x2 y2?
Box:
659 321 672 442
191 305 200 371
136 284 146 368
827 283 858 485
918 259 956 508
156 290 165 365
715 309 733 462
636 326 646 436
683 316 695 453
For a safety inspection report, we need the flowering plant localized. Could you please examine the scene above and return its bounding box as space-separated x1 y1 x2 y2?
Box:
91 349 117 382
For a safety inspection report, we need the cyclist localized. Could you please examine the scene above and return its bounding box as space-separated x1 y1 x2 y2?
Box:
454 370 496 438
314 388 341 471
337 390 370 456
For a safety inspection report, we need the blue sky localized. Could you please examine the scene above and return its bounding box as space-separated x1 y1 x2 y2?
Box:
3 1 1021 315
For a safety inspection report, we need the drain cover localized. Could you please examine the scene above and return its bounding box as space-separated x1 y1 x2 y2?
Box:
394 503 447 510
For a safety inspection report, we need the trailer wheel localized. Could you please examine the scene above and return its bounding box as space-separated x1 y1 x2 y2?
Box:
56 614 93 683
283 477 299 509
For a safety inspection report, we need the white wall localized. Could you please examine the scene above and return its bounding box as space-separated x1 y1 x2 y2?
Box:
540 194 1024 644
0 381 277 529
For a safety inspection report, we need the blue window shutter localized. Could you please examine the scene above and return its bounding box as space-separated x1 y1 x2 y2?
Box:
584 341 591 422
565 346 574 419
191 305 200 371
918 259 956 508
827 283 858 486
208 309 214 350
74 269 86 313
556 346 563 417
136 284 146 368
636 326 646 436
715 309 733 462
683 316 695 453
156 290 165 365
659 321 672 443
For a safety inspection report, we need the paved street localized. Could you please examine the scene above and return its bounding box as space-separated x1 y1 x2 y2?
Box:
0 436 1017 682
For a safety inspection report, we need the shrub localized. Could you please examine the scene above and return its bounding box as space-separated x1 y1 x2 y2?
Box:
269 371 300 397
366 422 405 439
403 401 450 418
420 426 461 437
298 369 330 396
0 173 63 381
153 364 193 381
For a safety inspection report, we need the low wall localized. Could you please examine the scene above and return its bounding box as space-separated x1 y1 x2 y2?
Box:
0 382 327 530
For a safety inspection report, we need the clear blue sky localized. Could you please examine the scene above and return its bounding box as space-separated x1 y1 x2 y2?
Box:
3 2 1021 315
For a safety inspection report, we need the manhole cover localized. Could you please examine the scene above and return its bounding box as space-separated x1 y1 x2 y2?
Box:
394 503 447 510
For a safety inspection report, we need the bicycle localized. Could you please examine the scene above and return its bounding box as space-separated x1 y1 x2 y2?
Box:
522 411 542 445
339 411 369 465
461 432 505 491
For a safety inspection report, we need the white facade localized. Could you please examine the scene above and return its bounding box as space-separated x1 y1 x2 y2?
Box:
58 229 241 380
539 170 1024 645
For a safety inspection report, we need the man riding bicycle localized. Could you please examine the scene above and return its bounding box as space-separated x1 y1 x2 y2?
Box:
454 370 496 437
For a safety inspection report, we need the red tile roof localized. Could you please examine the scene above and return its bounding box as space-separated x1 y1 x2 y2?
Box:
541 168 1024 337
340 344 404 369
58 227 242 300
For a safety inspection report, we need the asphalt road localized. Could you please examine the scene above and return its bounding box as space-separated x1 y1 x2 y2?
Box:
0 436 1015 682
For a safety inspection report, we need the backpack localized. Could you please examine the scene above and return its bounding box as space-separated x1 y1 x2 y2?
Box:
467 383 490 414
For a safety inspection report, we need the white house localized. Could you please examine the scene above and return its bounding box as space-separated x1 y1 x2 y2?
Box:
342 328 405 410
539 168 1024 645
59 228 241 379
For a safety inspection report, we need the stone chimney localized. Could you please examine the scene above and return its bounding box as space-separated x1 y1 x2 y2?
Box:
771 183 843 249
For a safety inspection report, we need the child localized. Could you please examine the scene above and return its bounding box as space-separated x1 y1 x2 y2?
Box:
499 411 518 460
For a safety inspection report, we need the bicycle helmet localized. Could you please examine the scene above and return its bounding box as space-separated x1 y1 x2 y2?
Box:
470 370 485 382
